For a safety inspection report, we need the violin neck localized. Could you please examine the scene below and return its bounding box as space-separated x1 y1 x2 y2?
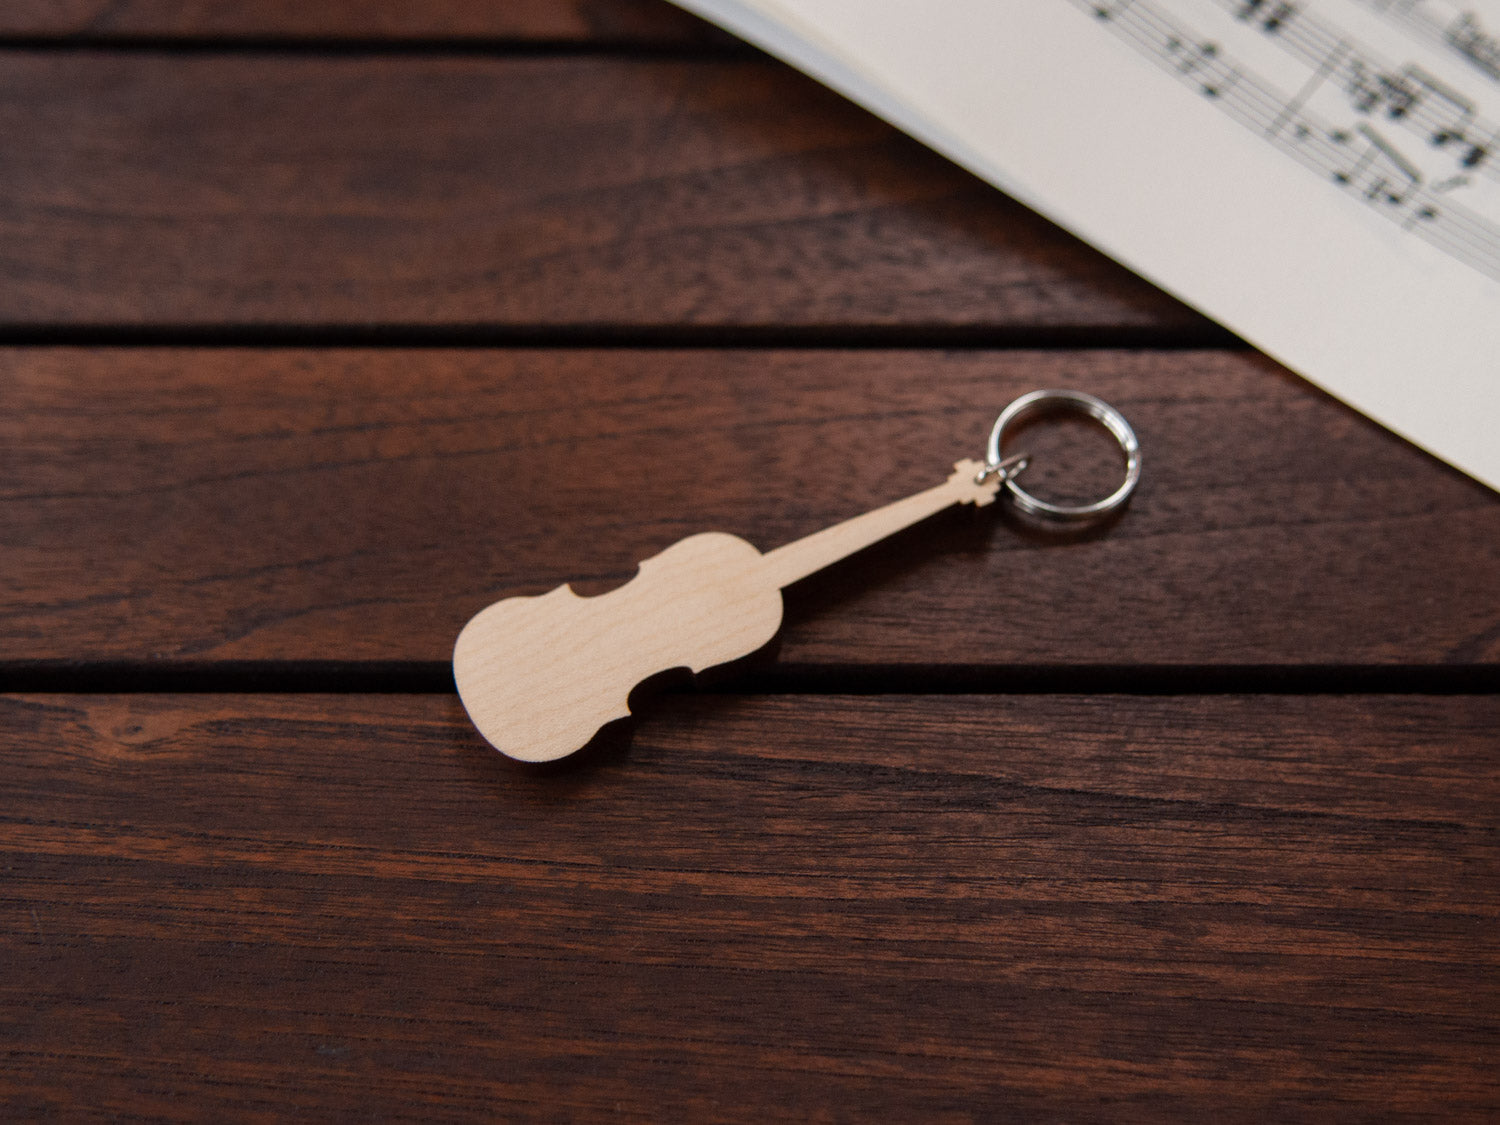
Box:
760 463 997 589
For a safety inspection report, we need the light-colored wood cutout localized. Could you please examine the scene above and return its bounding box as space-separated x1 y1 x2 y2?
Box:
453 459 999 761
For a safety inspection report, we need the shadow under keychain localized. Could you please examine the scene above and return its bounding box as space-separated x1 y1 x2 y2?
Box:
454 389 1141 762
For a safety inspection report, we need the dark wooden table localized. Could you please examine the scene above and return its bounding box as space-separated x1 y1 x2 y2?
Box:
3 2 1498 1118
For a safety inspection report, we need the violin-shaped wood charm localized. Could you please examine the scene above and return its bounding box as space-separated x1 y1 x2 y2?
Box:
454 390 1141 762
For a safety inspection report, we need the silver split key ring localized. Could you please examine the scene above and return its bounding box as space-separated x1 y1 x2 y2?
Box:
982 389 1141 524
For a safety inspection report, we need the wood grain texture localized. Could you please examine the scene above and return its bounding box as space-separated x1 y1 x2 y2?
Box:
2 692 1496 1118
5 20 1492 1121
0 52 1197 333
3 347 1497 668
0 0 719 42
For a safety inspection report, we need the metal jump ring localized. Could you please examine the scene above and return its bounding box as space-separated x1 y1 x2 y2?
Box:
986 389 1141 523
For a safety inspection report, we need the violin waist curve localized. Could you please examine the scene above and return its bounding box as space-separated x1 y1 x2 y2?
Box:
453 532 783 762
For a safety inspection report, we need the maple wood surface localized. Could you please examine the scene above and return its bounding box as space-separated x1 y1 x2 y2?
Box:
0 52 1200 334
0 0 720 42
3 347 1496 669
3 693 1497 1119
2 3 1497 1117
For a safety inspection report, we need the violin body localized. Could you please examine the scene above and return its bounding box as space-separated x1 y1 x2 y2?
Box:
453 532 783 762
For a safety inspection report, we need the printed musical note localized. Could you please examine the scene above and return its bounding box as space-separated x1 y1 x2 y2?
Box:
1237 0 1300 35
1458 127 1495 167
1333 125 1422 203
1447 13 1500 80
1353 1 1500 85
1066 0 1500 282
1166 36 1242 96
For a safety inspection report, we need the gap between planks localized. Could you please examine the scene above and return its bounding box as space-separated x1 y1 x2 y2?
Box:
0 36 750 57
0 661 1496 695
0 324 1244 351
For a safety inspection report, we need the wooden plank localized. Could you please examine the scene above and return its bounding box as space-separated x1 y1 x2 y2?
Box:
0 0 719 43
2 692 1496 1117
2 348 1497 669
0 53 1198 333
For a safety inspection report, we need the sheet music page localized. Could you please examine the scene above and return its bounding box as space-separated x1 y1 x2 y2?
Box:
671 0 1500 491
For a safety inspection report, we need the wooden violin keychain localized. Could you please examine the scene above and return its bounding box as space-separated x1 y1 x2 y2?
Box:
454 389 1141 762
